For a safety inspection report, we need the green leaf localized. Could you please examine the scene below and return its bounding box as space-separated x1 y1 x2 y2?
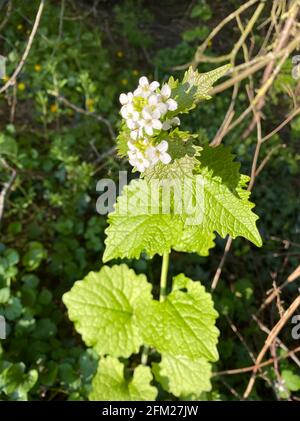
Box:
174 145 262 252
116 124 130 157
0 287 10 304
182 26 210 42
175 174 261 252
5 297 23 320
22 241 47 271
197 144 241 192
103 179 183 262
153 354 212 398
89 356 157 401
190 3 212 20
169 64 230 114
173 223 216 256
4 249 20 266
63 264 152 358
282 369 300 392
0 362 38 401
141 274 219 361
0 133 18 158
104 145 261 261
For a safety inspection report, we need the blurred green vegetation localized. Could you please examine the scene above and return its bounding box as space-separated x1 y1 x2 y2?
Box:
0 0 299 400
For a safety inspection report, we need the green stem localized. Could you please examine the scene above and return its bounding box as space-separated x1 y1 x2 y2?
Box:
141 252 170 365
141 345 149 365
160 252 170 302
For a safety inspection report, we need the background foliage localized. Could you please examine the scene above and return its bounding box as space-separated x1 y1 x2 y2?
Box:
0 0 300 400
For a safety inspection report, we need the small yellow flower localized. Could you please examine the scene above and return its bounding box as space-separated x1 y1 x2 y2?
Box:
2 75 9 82
17 82 26 91
116 51 124 58
50 104 58 113
121 78 128 86
17 24 23 31
86 98 95 112
132 69 139 76
34 64 42 72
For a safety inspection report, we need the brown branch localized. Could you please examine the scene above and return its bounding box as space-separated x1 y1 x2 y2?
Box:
255 144 286 177
242 2 300 138
261 106 300 142
258 263 300 313
214 345 300 376
211 236 233 290
0 160 16 221
48 91 116 139
253 314 300 368
192 0 261 67
0 0 45 94
244 294 300 398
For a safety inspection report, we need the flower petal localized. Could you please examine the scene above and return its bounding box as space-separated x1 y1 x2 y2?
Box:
150 81 160 91
119 93 128 105
167 98 178 111
171 117 180 126
130 131 138 140
160 152 172 164
157 102 168 115
145 125 153 136
162 120 172 131
157 140 168 153
139 76 149 87
148 94 159 106
161 84 171 98
127 119 138 130
152 119 162 130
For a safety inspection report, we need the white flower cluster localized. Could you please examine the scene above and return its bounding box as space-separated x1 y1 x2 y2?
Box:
119 76 180 172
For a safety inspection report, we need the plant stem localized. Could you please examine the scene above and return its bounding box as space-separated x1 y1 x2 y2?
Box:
141 345 149 365
160 252 170 302
141 252 170 365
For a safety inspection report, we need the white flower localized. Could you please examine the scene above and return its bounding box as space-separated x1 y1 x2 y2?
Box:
166 98 178 111
121 103 140 130
146 140 171 165
128 153 150 173
147 94 168 116
119 92 133 105
127 141 137 151
142 106 161 121
162 116 180 131
134 76 160 98
140 113 162 136
120 103 139 121
160 83 178 111
127 120 139 130
161 84 171 99
127 141 150 172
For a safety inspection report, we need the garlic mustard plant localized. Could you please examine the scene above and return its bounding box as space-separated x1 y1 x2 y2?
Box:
63 64 263 401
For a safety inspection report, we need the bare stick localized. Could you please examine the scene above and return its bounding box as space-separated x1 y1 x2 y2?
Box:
211 237 233 290
261 106 300 142
0 160 16 221
214 346 300 376
255 144 286 177
0 0 45 94
48 91 116 139
258 263 300 312
244 294 300 398
192 0 261 67
242 2 299 138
